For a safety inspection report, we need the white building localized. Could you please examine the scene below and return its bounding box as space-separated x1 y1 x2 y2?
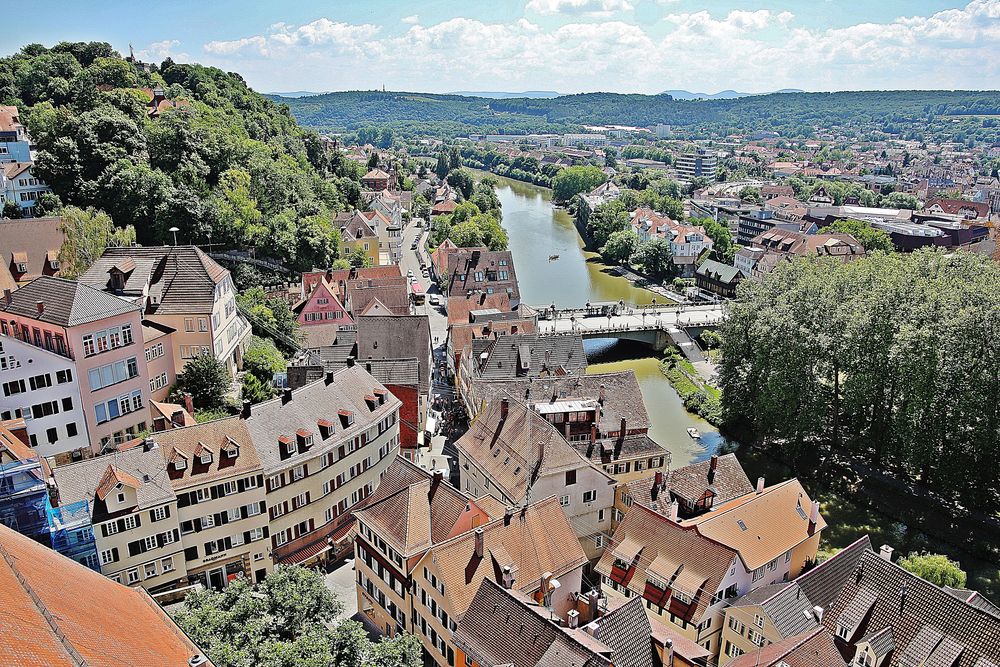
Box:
0 335 90 458
561 133 608 147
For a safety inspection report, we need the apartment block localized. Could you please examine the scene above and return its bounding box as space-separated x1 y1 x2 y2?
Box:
1 276 151 454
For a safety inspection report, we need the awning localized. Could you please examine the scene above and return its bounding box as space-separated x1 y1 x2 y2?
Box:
425 415 438 434
672 566 708 597
611 535 643 562
647 554 680 582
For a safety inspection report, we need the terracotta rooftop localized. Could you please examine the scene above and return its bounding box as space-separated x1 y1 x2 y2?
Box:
421 495 588 618
726 627 845 667
0 217 65 291
683 478 826 571
145 417 263 490
0 523 211 666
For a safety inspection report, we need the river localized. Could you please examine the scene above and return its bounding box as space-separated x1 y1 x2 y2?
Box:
489 173 722 466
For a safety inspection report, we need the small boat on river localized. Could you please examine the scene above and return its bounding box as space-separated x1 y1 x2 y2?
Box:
687 427 701 439
548 254 560 261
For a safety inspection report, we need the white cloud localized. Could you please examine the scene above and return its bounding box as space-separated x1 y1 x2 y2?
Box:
205 18 379 57
401 15 420 24
197 0 1000 93
135 39 189 62
526 0 633 16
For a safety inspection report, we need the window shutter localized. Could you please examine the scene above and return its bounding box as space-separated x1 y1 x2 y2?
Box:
263 526 269 538
210 485 220 500
164 506 171 519
195 519 203 533
112 547 120 563
257 474 264 487
241 505 249 520
101 524 109 538
177 493 189 508
217 512 226 525
305 491 311 504
237 478 245 493
173 529 179 542
128 541 142 557
149 510 157 522
308 518 315 531
157 533 165 548
117 518 126 533
258 501 266 515
283 500 289 514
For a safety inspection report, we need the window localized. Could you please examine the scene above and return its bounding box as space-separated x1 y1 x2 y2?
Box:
728 617 744 634
161 557 174 572
836 623 851 640
249 527 265 541
199 318 208 332
566 470 577 486
594 534 604 548
856 651 874 667
247 503 262 517
143 536 157 551
292 465 306 481
161 531 176 545
127 569 140 585
244 476 258 490
748 629 765 647
184 318 194 332
223 480 238 496
752 566 765 582
560 495 570 507
144 562 157 578
583 490 597 503
726 642 744 659
754 614 765 628
152 506 167 521
66 421 78 438
202 515 215 529
227 507 241 522
123 515 138 530
100 549 116 565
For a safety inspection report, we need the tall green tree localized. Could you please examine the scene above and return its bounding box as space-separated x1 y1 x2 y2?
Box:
898 552 967 588
821 219 894 254
635 237 674 280
601 229 639 265
551 165 605 203
57 205 136 278
174 353 231 409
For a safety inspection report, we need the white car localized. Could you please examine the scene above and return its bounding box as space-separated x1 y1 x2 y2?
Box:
429 295 440 306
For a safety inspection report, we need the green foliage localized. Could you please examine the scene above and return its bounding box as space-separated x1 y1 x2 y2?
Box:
2 201 22 218
821 219 895 254
240 373 273 404
660 349 722 425
600 229 639 265
238 287 300 348
57 205 136 278
446 167 475 199
173 566 421 667
194 407 232 423
585 199 630 248
898 552 967 588
174 353 230 409
739 186 762 204
699 330 722 350
1 43 358 268
552 165 605 203
692 216 735 264
718 249 1000 511
243 336 286 381
635 237 674 280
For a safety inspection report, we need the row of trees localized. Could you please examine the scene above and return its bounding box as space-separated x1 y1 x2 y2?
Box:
428 177 507 251
718 249 1000 512
2 42 366 271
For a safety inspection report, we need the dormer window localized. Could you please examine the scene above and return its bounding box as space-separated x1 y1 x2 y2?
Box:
296 429 313 449
365 395 378 410
279 435 294 455
339 410 355 427
223 438 240 458
200 452 212 465
374 389 388 405
14 262 27 274
318 419 335 439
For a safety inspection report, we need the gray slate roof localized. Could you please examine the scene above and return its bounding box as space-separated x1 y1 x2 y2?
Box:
52 443 176 521
79 246 229 315
244 365 401 473
1 275 139 327
470 333 587 381
587 597 654 667
355 315 432 394
696 258 741 284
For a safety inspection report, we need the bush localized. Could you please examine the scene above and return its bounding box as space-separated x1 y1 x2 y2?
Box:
898 552 967 588
173 354 230 409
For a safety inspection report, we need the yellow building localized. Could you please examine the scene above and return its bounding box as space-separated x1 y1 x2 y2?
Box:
336 211 381 267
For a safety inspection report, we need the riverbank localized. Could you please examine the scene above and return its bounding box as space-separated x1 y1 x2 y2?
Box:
659 349 723 425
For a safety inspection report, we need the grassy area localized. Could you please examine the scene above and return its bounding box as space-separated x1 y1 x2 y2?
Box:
659 349 722 425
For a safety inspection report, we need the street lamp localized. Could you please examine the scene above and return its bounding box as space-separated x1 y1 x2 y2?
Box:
168 226 180 246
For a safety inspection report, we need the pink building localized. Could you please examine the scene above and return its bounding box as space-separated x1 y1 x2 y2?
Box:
292 278 353 328
1 277 151 454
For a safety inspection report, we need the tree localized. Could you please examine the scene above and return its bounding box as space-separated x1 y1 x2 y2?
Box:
586 199 630 248
446 168 475 200
242 336 287 384
174 353 230 409
434 152 449 179
695 217 735 264
238 287 300 346
2 201 23 219
449 145 462 171
821 219 894 254
898 552 967 588
173 566 421 667
552 166 605 203
635 237 674 280
601 229 639 265
604 148 617 169
739 186 762 204
57 205 136 278
241 372 274 404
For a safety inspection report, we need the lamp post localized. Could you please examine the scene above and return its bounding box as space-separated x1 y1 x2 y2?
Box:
168 226 179 247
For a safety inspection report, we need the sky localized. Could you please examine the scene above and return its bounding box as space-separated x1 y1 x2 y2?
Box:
7 0 1000 94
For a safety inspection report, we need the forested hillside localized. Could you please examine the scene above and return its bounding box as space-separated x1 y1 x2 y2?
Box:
0 42 364 271
275 89 1000 143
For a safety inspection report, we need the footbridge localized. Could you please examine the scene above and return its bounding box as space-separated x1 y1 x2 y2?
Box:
534 303 725 353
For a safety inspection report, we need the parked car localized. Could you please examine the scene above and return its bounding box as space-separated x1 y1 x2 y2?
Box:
429 295 440 306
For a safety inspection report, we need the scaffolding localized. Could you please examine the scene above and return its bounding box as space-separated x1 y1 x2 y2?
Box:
0 455 50 545
47 498 99 571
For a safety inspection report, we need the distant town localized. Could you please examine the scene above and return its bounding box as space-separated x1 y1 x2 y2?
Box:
2 38 999 667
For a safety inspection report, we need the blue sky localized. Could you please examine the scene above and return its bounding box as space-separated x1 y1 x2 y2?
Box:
6 0 1000 94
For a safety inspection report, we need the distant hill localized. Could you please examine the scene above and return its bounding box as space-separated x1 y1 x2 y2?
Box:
448 90 562 99
662 89 805 100
267 91 330 98
271 89 1000 142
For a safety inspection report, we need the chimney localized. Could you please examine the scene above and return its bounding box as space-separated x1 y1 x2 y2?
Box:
142 437 155 452
812 605 824 623
669 500 679 522
899 584 909 611
756 477 765 494
182 392 194 417
474 527 484 558
590 423 597 445
504 506 515 526
598 384 606 404
664 638 674 666
500 398 509 421
241 400 252 419
540 572 553 604
501 566 515 589
347 356 356 368
587 590 600 622
325 371 334 385
36 300 44 315
879 544 894 562
2 288 11 305
808 500 820 535
567 609 580 629
282 387 292 404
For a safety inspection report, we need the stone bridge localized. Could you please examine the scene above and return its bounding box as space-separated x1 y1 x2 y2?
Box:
534 303 725 353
